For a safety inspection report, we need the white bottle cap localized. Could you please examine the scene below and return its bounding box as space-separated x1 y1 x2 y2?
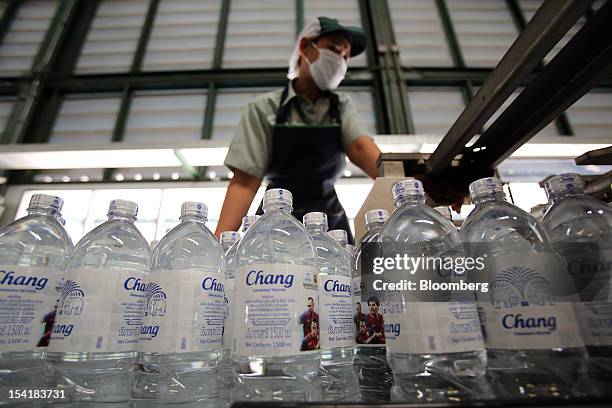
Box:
220 231 241 247
433 206 452 220
181 201 208 220
469 177 505 202
242 215 260 232
329 229 348 246
392 178 424 203
544 173 585 198
28 194 63 212
303 212 328 228
263 188 293 208
108 199 138 219
365 209 389 226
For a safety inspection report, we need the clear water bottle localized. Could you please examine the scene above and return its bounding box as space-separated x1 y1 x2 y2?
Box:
351 209 392 402
303 212 357 401
241 215 260 233
541 174 612 392
329 229 352 254
381 179 489 402
47 199 150 402
218 230 241 407
0 195 73 398
231 189 321 402
462 177 587 398
132 202 224 405
434 206 453 221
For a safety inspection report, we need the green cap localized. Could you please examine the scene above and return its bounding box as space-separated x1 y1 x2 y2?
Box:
317 16 367 57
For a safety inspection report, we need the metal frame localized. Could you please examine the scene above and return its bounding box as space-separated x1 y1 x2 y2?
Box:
0 0 610 188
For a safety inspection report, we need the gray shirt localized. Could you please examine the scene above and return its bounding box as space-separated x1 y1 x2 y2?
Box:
224 82 370 179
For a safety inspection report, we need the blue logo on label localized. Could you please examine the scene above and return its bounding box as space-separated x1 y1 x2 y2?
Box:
324 279 351 294
202 277 224 292
502 314 557 331
58 280 84 317
0 270 48 291
490 266 552 308
145 282 167 317
246 270 294 288
124 277 146 292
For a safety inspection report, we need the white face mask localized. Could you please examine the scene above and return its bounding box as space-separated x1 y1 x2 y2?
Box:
306 44 348 91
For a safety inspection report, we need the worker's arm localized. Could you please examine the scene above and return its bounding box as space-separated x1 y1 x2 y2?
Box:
346 136 381 179
215 169 262 238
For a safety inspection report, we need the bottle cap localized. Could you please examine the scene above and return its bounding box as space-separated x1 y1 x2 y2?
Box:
181 201 208 220
242 215 260 232
28 194 63 213
108 199 138 219
544 173 585 197
433 206 452 220
220 231 241 247
365 209 389 226
329 229 348 246
392 178 424 203
303 212 328 228
469 177 505 202
263 188 293 208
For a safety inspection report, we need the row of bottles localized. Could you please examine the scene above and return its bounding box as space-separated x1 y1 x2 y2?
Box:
0 172 610 404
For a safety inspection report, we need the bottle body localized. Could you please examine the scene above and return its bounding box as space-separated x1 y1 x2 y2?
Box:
381 197 489 403
462 185 588 399
47 202 150 402
304 215 356 402
231 200 321 402
541 177 612 393
0 200 73 399
132 215 224 405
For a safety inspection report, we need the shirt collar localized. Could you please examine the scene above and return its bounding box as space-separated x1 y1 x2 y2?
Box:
281 80 334 108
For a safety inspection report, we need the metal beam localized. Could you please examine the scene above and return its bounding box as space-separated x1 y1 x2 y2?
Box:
463 0 612 170
296 0 304 36
426 0 592 176
0 0 19 47
212 0 231 69
435 0 465 67
131 0 159 72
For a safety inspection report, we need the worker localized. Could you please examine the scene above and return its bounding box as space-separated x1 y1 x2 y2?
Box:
215 17 381 243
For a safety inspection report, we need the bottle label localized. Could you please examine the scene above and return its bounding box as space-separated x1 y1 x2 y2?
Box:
574 302 612 346
477 253 584 350
390 302 485 354
222 278 235 350
0 265 61 352
356 273 394 348
138 270 225 353
233 263 319 357
319 276 354 348
48 268 146 353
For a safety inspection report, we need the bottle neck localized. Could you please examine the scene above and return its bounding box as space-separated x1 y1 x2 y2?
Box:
180 214 206 224
263 203 293 213
472 194 505 205
365 221 385 231
305 224 327 234
27 207 60 218
395 196 425 207
108 213 136 223
549 190 585 202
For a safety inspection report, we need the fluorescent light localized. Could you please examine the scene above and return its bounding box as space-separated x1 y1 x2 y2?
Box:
115 173 124 181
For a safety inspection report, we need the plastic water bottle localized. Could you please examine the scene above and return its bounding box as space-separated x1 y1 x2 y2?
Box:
0 195 73 397
231 189 321 401
218 230 241 406
303 212 357 401
351 209 392 402
241 215 260 233
461 177 587 398
329 229 352 254
47 199 150 402
132 202 224 405
434 206 452 221
541 174 612 393
381 178 490 402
